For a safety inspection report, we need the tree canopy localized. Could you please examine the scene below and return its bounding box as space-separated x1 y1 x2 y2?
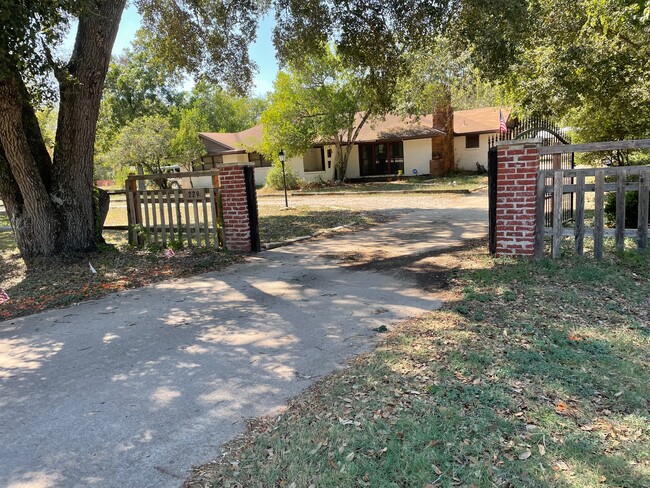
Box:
261 46 375 179
456 0 650 141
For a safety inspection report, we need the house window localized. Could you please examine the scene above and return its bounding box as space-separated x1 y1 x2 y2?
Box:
303 147 325 172
248 152 271 167
465 134 480 149
359 141 405 176
194 155 223 171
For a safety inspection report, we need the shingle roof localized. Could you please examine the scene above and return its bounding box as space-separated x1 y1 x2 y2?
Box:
199 124 263 151
354 113 445 142
453 107 510 135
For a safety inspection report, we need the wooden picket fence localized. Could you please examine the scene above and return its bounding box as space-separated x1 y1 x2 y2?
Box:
536 166 650 259
126 171 223 248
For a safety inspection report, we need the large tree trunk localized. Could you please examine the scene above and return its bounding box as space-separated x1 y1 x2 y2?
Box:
0 75 59 256
0 0 126 259
52 0 127 252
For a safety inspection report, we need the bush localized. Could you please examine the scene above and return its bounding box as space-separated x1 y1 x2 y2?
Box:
265 161 301 190
604 188 649 228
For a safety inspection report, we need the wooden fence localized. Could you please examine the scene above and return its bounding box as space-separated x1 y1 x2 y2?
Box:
126 171 223 248
536 166 650 259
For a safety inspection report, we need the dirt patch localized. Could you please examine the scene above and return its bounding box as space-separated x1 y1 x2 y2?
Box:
321 237 488 292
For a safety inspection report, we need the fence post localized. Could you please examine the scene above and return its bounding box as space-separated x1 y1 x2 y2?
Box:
494 139 542 257
218 164 258 252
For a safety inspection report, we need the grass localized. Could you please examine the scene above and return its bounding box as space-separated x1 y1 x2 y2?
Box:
185 245 650 488
259 206 387 243
260 174 488 194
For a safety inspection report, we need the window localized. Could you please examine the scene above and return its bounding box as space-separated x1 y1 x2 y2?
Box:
248 152 271 167
194 155 223 171
465 134 480 149
303 147 325 172
359 141 404 176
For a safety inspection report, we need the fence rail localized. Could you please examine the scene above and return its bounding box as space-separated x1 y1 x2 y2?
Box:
535 166 650 259
126 172 223 249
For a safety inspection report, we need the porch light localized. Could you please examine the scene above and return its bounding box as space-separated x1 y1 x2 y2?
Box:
278 149 288 207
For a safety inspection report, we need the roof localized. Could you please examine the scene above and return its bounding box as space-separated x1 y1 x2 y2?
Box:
354 113 445 142
454 107 510 135
199 124 263 152
199 107 508 154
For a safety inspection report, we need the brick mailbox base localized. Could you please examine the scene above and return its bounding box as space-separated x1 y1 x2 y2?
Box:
494 139 541 257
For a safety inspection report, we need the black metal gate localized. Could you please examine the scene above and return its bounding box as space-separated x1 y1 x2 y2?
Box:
243 165 261 253
488 117 575 254
488 146 498 255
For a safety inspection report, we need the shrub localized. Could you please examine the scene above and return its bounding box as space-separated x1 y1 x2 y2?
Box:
265 161 301 190
604 189 648 228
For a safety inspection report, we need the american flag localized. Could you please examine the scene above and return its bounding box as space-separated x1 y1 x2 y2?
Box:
0 289 9 305
499 110 507 134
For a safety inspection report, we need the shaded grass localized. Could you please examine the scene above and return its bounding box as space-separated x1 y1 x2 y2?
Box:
0 231 241 321
185 247 650 488
259 206 386 243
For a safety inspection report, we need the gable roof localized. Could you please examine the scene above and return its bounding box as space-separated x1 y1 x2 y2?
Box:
199 124 263 153
454 107 510 135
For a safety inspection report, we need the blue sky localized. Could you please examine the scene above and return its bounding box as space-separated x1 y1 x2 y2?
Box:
61 5 279 96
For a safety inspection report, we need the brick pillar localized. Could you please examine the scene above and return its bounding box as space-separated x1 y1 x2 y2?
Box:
494 139 541 257
219 164 255 252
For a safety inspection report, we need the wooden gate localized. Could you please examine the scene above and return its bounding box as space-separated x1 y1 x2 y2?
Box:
125 171 223 248
535 139 650 259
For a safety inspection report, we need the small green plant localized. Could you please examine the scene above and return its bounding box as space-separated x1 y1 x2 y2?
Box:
168 239 184 251
265 161 301 190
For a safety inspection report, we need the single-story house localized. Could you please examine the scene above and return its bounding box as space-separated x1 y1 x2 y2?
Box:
453 107 511 171
196 107 509 184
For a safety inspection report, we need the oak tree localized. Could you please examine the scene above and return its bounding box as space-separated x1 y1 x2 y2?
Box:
0 0 263 259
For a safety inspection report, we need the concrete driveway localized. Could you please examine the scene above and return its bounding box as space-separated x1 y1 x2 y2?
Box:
0 193 487 488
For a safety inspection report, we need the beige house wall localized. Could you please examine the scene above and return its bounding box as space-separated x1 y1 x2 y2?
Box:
404 138 432 177
454 133 496 171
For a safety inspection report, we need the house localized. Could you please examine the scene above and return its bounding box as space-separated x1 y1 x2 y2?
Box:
196 107 508 184
197 114 450 184
453 107 510 171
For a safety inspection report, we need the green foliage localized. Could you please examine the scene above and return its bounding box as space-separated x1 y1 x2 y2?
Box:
261 46 375 179
102 115 177 186
265 161 301 191
171 107 210 170
457 0 650 141
35 106 57 153
604 190 649 228
136 0 268 94
396 37 503 114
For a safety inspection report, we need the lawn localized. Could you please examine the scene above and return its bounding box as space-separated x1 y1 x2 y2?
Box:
260 174 488 195
0 203 385 321
185 245 650 488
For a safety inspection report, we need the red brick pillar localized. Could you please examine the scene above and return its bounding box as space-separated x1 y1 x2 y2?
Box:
495 140 541 257
219 164 254 252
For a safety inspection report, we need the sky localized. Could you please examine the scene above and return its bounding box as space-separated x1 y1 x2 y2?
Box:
61 5 279 96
